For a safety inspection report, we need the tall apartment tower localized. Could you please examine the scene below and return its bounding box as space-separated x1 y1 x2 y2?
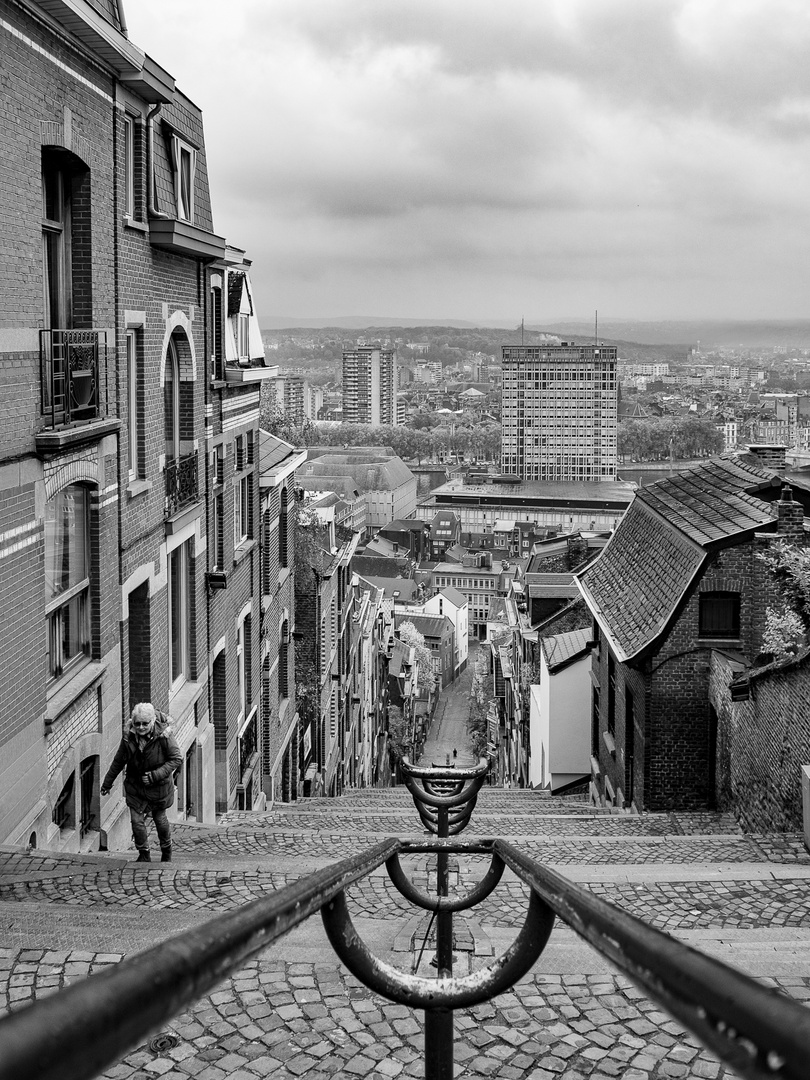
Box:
342 346 399 426
501 343 618 481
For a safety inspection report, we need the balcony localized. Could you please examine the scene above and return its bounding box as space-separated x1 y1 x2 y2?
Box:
37 330 120 453
165 451 199 520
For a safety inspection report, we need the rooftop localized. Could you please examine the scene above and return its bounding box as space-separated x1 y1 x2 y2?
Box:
542 627 593 672
577 456 783 662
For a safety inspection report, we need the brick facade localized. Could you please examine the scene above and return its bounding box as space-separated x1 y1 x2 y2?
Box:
0 1 276 849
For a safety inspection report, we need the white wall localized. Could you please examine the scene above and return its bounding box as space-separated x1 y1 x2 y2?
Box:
529 653 591 791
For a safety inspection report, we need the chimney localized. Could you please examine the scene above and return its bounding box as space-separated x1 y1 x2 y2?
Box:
746 443 787 473
777 485 805 542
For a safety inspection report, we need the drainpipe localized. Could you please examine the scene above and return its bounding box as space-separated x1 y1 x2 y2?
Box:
147 104 170 219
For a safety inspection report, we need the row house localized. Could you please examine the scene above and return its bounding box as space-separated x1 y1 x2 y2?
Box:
352 576 392 787
0 0 277 852
577 448 809 811
387 637 423 764
294 508 362 798
259 433 306 804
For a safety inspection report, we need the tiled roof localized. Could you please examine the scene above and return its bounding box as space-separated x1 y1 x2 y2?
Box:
636 457 778 545
577 457 780 662
542 628 592 672
363 576 419 601
259 431 296 472
351 555 410 579
396 613 450 640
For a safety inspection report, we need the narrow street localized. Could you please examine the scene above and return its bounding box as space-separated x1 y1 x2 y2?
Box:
417 642 479 768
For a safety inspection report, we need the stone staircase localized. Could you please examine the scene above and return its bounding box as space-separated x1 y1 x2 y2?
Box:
2 785 810 1079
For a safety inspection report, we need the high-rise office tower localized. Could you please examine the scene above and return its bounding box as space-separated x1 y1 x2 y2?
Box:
501 342 618 481
342 346 399 426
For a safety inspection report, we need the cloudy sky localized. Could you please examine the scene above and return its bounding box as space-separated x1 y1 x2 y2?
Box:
125 1 810 324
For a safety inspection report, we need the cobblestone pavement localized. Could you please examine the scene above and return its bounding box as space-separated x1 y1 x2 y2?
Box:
6 857 810 933
211 811 743 837
4 947 807 1079
3 692 810 1078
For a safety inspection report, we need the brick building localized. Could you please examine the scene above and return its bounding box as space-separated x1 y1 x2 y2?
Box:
0 0 277 851
576 450 810 811
258 433 306 804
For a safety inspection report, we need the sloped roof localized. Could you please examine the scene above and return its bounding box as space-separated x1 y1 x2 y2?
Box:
303 452 414 493
396 613 451 640
384 518 427 533
577 457 780 662
86 0 124 28
363 576 419 601
542 628 592 672
438 586 467 608
352 554 410 579
259 430 297 472
298 476 361 501
637 456 779 545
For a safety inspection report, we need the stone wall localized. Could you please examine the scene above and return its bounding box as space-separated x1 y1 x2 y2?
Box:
712 648 810 832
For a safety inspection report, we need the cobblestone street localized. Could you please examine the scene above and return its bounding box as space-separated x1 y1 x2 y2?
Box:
2 696 810 1078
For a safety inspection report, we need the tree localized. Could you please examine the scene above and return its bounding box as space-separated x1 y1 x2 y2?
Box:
397 620 437 695
386 705 409 768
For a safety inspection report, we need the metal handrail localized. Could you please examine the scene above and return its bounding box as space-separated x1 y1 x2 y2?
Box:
1 827 809 1080
0 839 398 1080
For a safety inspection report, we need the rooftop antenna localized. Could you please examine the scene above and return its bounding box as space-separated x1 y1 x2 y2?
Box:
594 309 598 344
521 317 524 345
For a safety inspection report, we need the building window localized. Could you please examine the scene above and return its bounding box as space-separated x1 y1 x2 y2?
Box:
699 592 741 639
279 486 289 569
171 136 196 222
237 614 252 720
126 329 142 480
53 772 75 831
169 541 191 688
607 652 616 736
42 155 70 330
80 755 99 837
45 484 90 680
234 473 250 547
123 115 135 218
279 618 289 699
210 282 223 380
237 313 250 362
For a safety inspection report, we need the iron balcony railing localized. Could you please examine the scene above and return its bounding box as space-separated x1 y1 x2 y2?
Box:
1 759 809 1080
164 451 199 518
40 329 105 427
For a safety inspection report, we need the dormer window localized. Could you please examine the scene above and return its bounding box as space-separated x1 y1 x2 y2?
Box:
171 136 196 222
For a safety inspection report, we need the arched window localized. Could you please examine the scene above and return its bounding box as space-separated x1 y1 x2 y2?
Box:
45 483 90 679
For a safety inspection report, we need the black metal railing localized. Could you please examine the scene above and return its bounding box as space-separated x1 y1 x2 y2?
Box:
165 451 198 517
40 329 104 427
2 763 810 1080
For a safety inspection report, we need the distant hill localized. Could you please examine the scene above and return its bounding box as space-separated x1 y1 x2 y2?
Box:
259 316 514 331
526 319 810 349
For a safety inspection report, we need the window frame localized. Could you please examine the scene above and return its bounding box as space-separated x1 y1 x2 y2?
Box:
168 540 191 690
698 591 741 640
42 158 71 330
45 483 91 682
126 328 141 480
171 136 196 223
210 281 224 381
123 114 135 219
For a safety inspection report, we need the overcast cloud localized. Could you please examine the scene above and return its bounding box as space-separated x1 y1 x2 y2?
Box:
125 1 810 323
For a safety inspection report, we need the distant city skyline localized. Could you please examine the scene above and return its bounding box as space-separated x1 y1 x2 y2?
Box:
126 1 810 323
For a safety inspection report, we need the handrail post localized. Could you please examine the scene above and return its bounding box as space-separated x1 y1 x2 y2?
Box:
426 803 453 1079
